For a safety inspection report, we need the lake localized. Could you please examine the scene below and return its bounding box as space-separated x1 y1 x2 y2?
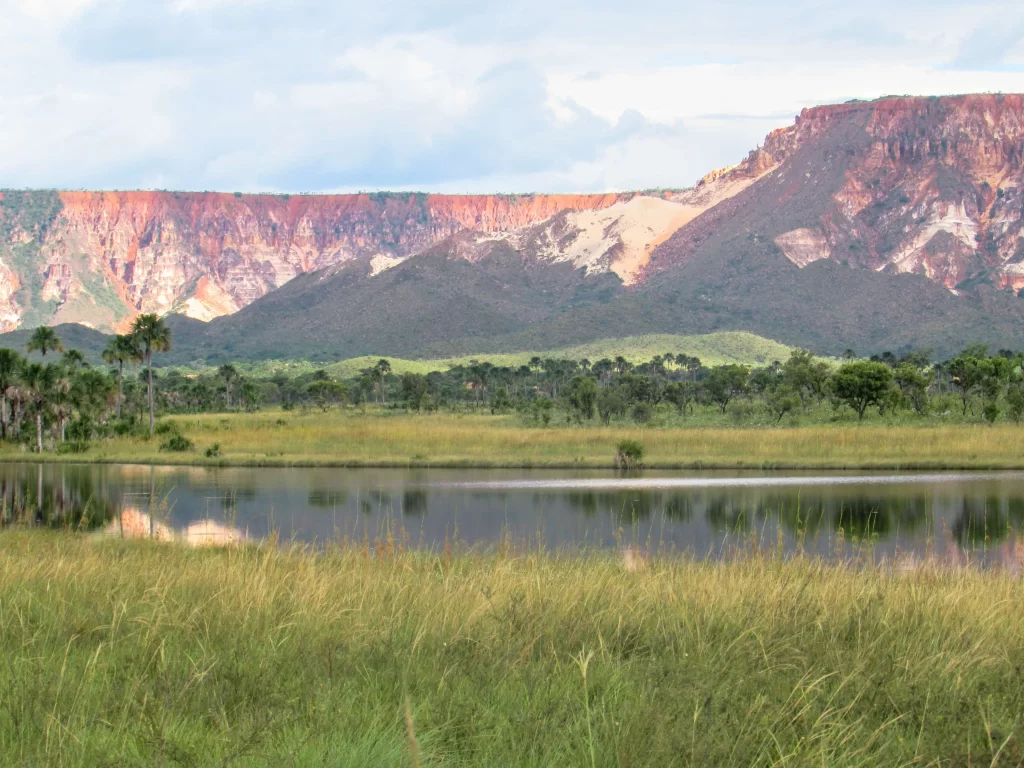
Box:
2 463 1024 563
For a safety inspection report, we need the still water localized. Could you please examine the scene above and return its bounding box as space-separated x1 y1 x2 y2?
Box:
3 463 1024 562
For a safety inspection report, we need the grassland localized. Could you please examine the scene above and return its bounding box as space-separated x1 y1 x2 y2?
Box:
1 532 1022 765
5 409 1024 469
171 331 796 379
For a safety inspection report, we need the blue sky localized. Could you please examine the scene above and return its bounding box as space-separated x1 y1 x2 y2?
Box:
1 0 1023 193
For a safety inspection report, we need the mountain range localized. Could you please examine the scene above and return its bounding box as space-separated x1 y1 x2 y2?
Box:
2 93 1024 362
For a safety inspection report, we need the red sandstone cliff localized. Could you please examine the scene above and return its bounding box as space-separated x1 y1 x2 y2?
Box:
0 190 628 331
3 94 1024 334
646 94 1024 290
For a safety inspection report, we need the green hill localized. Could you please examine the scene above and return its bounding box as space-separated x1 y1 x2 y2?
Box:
163 332 795 379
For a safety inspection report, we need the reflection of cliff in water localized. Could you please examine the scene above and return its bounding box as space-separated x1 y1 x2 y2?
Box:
101 507 245 547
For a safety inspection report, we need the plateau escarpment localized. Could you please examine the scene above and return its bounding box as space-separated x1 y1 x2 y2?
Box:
0 190 630 332
645 94 1024 291
4 94 1024 360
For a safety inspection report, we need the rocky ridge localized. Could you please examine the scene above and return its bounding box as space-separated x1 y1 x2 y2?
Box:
2 93 1024 341
0 190 631 331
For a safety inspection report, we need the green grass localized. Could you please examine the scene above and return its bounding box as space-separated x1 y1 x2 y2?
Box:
8 409 1024 469
170 332 797 379
1 532 1023 765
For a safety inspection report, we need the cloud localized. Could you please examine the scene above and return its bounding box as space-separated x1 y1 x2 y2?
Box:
3 0 1024 193
949 21 1024 70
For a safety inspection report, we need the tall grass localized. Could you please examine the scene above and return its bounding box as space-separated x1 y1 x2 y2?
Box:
7 410 1024 469
2 532 1024 765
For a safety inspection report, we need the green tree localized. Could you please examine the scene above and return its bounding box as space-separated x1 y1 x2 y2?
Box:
0 348 22 440
20 362 58 452
766 385 800 424
664 381 697 418
530 397 554 426
50 371 73 442
401 373 428 411
705 365 750 414
373 359 392 404
131 314 172 438
947 346 990 416
783 350 831 407
102 334 139 421
1006 384 1024 423
829 361 895 421
893 363 932 415
596 386 627 425
60 348 87 370
219 364 239 409
567 376 598 421
306 380 347 411
239 378 262 412
489 386 512 414
25 326 63 359
72 368 115 433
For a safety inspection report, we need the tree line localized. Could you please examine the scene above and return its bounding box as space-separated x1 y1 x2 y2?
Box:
6 327 1024 455
0 315 170 452
341 347 1024 426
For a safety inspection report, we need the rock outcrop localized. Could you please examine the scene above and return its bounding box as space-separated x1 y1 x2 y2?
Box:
3 94 1024 335
646 94 1024 292
0 190 630 331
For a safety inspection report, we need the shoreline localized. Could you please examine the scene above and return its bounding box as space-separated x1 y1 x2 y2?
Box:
5 453 1024 471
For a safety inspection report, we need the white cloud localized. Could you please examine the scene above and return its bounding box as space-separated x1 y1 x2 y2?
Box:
1 0 1023 193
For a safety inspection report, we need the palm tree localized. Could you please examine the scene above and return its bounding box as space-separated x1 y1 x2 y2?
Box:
373 359 391 404
218 364 239 409
49 372 73 443
0 348 22 440
72 368 115 431
25 326 63 359
131 314 172 438
60 349 87 370
102 334 139 420
20 362 58 453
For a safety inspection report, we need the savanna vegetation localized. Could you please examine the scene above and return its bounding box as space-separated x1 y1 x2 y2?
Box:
2 533 1024 766
5 323 1024 466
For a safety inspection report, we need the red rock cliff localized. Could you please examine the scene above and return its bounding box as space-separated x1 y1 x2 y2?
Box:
0 190 627 330
648 94 1024 289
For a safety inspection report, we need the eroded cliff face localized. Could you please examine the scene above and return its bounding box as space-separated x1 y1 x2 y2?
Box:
646 94 1024 291
3 94 1023 334
0 190 628 331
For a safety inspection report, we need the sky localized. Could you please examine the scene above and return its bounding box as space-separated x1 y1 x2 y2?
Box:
1 0 1024 194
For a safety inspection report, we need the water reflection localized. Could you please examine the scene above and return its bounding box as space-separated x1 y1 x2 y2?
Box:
102 506 245 547
3 464 1024 563
0 465 116 530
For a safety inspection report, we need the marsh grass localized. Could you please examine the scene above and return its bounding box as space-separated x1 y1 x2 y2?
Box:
2 532 1024 765
6 409 1024 469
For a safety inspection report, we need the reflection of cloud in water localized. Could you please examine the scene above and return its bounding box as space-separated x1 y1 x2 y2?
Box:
100 507 245 547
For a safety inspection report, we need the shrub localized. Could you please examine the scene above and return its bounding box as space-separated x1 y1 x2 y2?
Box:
159 434 194 452
983 402 1001 425
1007 387 1024 423
154 420 180 436
616 439 644 469
56 440 90 455
204 443 222 458
630 403 653 425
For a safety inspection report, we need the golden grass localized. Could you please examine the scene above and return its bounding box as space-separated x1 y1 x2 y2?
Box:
2 532 1023 764
5 410 1024 469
